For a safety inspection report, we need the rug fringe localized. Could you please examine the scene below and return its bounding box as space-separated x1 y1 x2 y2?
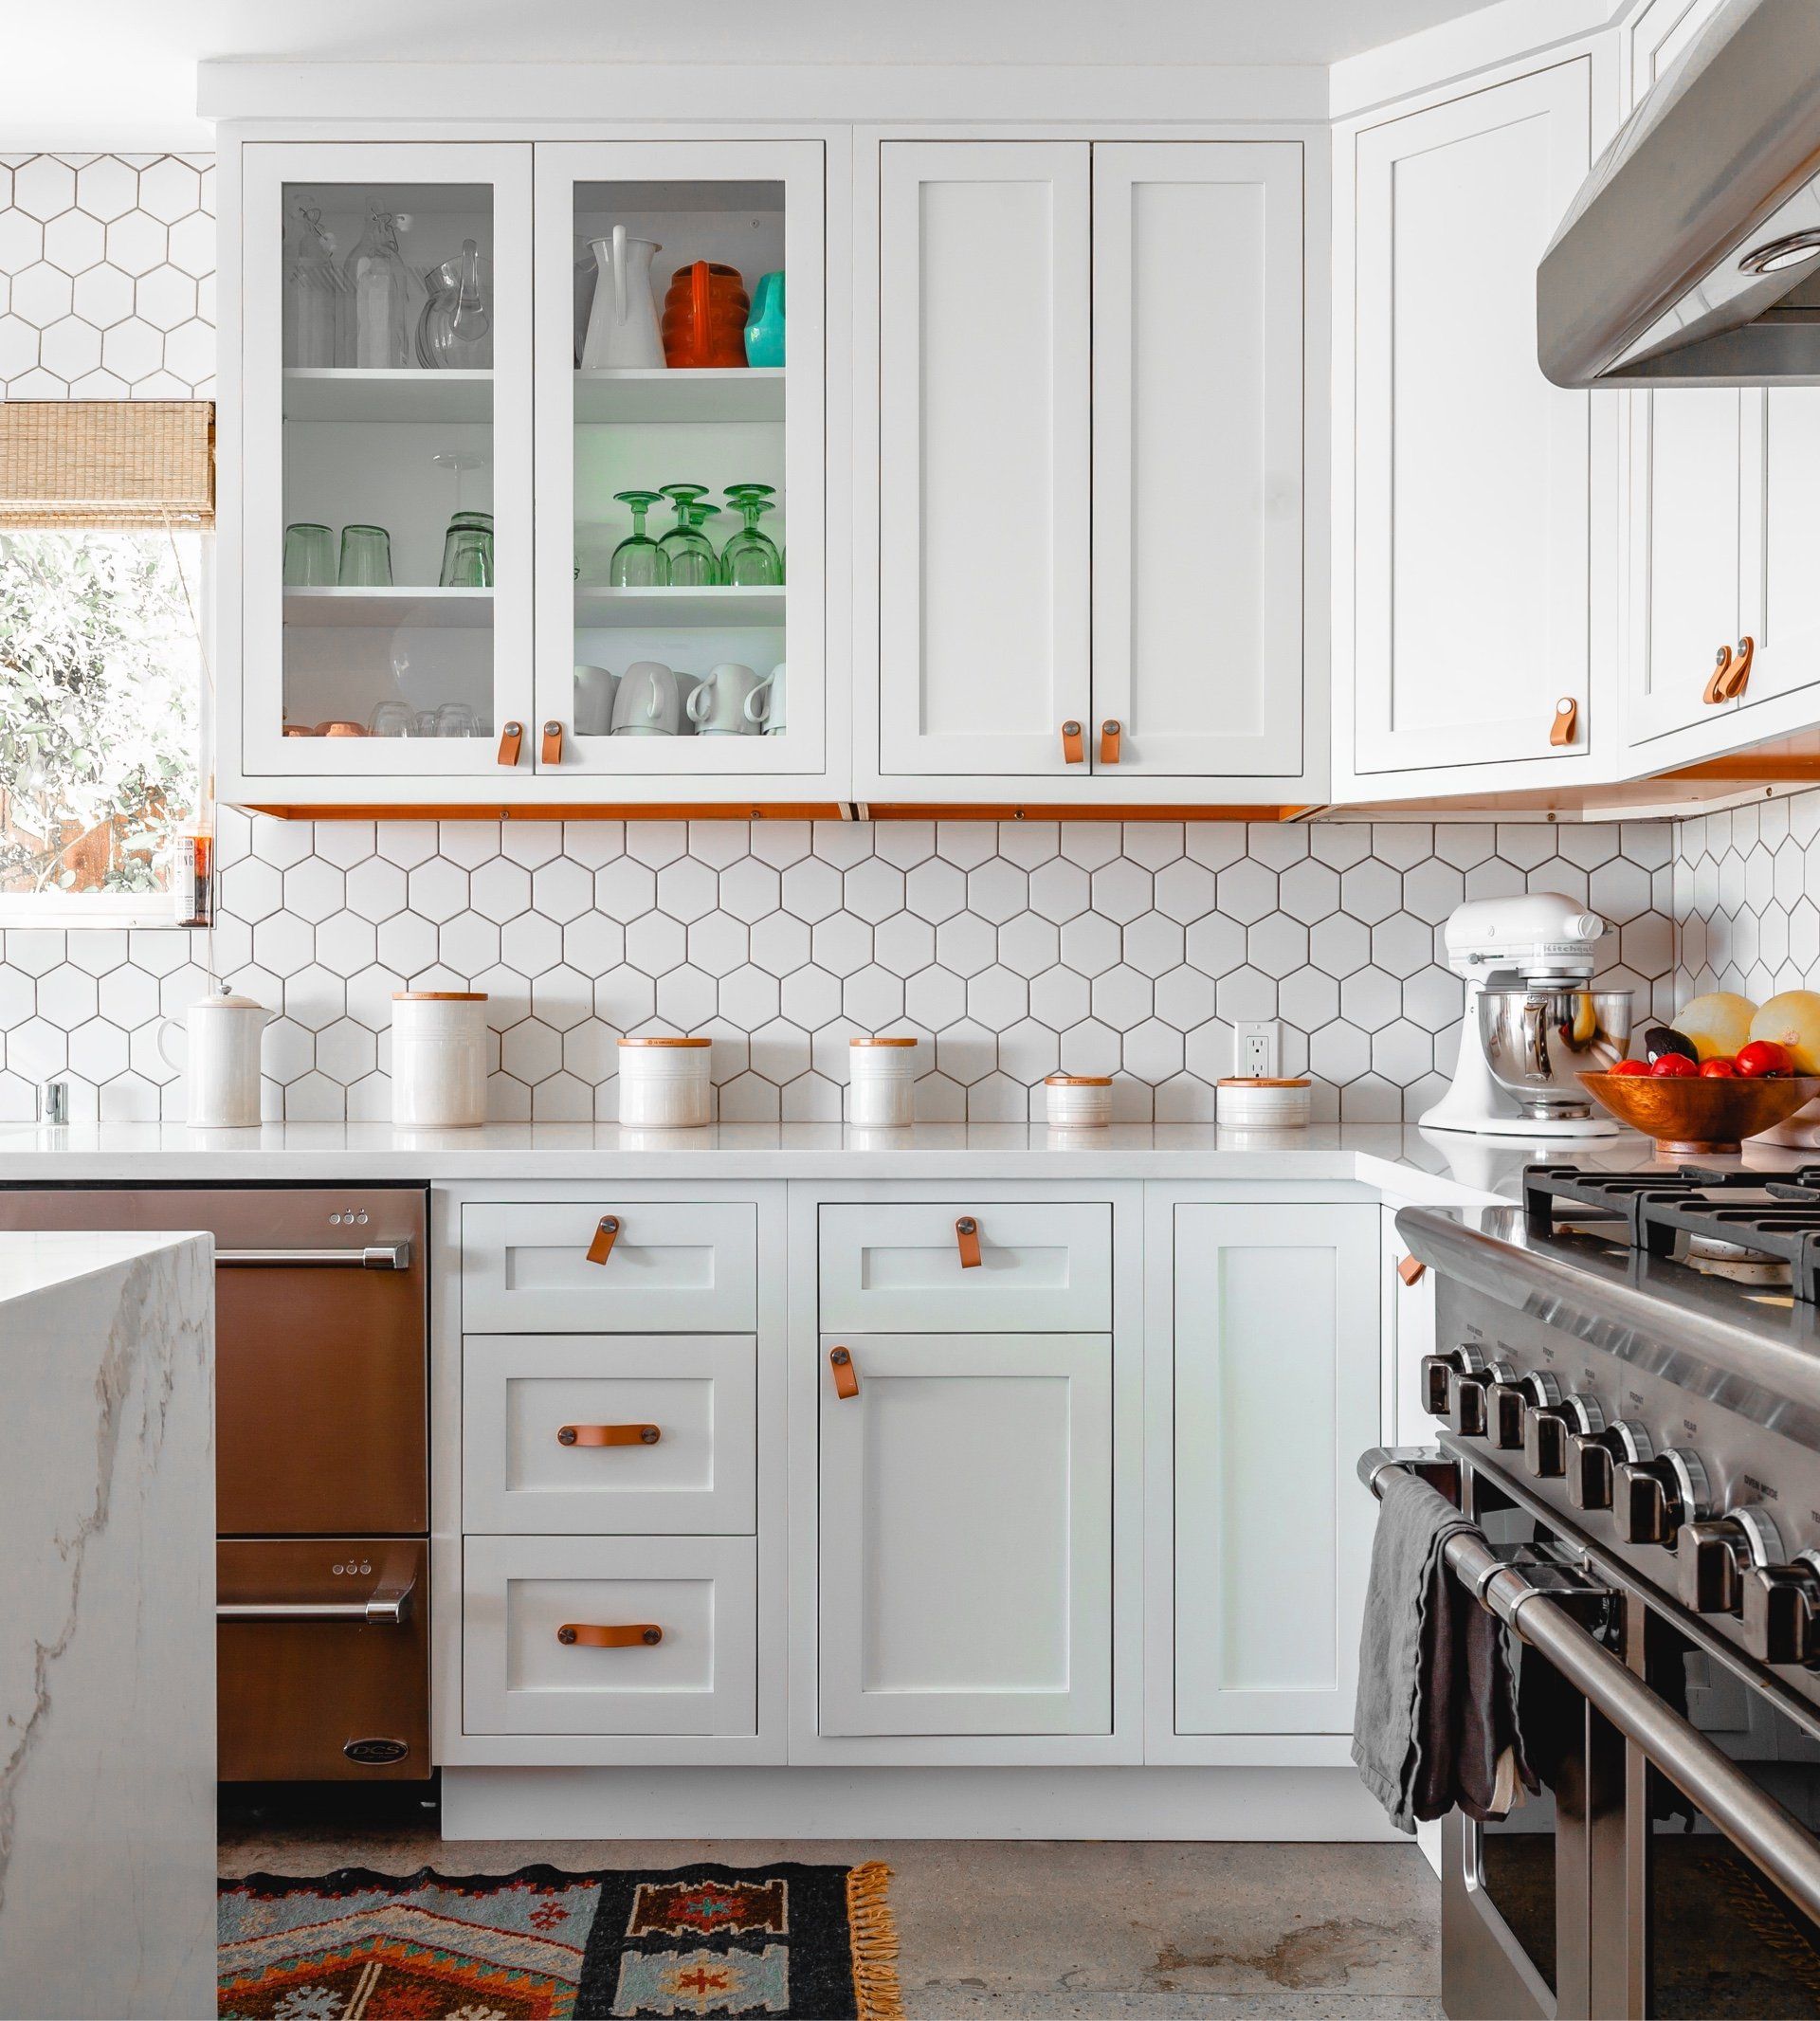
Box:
846 1861 904 2021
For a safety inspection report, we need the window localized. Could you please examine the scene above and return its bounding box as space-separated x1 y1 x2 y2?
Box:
0 401 211 927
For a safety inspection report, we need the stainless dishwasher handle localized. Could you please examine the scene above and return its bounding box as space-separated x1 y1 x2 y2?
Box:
216 1581 414 1627
213 1241 411 1270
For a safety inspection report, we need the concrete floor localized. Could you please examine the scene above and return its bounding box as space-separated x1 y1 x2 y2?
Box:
219 1817 1444 2018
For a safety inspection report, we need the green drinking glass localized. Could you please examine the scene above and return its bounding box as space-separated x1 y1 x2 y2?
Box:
658 482 719 588
610 489 670 588
720 484 783 587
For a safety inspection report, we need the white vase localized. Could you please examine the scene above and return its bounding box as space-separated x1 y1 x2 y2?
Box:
581 227 664 371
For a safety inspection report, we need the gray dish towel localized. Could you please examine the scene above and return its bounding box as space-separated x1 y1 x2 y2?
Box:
1353 1468 1532 1832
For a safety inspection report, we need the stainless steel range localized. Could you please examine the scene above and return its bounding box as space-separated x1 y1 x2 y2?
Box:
1385 1163 1820 2019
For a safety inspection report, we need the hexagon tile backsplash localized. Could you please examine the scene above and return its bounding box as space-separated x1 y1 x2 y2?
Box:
0 811 1679 1125
1673 788 1820 1006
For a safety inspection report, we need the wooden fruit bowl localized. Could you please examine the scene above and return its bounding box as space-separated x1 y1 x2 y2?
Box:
1576 1071 1820 1156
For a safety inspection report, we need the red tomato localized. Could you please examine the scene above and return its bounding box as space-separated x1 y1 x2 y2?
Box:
1649 1053 1699 1077
1698 1057 1738 1078
1735 1039 1792 1079
1609 1059 1650 1077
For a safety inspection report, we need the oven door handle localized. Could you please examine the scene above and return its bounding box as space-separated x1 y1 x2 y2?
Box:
212 1242 411 1270
1361 1447 1820 1929
216 1577 415 1627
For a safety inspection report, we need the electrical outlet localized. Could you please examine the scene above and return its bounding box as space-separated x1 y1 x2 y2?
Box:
1234 1020 1281 1080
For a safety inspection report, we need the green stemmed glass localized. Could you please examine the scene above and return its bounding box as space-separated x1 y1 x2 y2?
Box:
659 482 719 588
721 483 784 587
610 489 670 588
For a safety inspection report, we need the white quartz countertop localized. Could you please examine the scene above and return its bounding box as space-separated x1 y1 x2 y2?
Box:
0 1227 212 1307
0 1117 1801 1203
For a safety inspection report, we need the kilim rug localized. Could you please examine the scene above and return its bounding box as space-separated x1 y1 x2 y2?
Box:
218 1861 901 2020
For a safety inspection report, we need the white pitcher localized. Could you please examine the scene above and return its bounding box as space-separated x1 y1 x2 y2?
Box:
580 227 664 371
158 984 274 1128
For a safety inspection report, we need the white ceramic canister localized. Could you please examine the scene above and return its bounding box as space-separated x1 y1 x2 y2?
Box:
1216 1075 1312 1129
1045 1073 1113 1128
391 992 489 1127
618 1035 712 1128
158 983 274 1127
849 1035 919 1127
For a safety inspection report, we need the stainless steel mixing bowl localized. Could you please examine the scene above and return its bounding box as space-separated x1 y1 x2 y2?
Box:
1477 983 1633 1119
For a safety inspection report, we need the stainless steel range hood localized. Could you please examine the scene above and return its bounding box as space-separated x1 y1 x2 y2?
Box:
1538 0 1820 386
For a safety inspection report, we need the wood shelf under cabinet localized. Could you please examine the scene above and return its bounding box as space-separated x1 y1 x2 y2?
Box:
573 585 784 628
282 367 494 422
573 368 784 425
283 587 494 628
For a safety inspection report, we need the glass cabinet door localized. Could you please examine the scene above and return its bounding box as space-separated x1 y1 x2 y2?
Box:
532 142 824 781
240 142 533 780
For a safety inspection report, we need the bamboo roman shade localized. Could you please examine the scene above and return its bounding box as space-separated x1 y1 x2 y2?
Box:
0 400 214 527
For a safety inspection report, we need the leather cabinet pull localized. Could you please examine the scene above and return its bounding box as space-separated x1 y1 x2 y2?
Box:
1720 635 1755 700
1100 719 1122 765
1703 646 1734 706
956 1215 982 1268
1396 1254 1426 1286
558 1423 661 1447
1548 696 1578 747
557 1623 663 1648
586 1214 621 1265
828 1345 859 1400
1061 720 1085 765
497 720 524 767
541 719 564 765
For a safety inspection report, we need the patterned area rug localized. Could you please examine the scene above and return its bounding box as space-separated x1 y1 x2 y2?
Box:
218 1862 901 2020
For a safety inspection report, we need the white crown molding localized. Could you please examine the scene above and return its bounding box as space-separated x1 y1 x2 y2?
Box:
1329 0 1635 118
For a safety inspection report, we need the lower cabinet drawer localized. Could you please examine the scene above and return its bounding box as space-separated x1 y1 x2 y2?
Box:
462 1535 757 1737
462 1335 756 1535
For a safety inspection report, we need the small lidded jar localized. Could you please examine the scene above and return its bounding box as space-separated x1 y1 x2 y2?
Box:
618 1034 713 1128
391 992 488 1127
1046 1073 1113 1129
849 1035 919 1127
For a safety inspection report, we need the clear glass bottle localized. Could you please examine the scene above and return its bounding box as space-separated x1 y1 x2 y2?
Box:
341 209 414 369
417 238 493 369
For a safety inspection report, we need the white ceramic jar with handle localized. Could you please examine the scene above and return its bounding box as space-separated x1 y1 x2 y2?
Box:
391 992 489 1127
849 1035 919 1126
618 1035 712 1128
159 984 274 1128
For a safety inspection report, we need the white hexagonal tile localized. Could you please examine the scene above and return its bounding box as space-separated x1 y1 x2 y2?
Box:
163 316 215 391
313 909 377 979
929 911 992 979
1092 964 1152 1032
1338 858 1400 926
13 156 76 220
1589 856 1653 925
1124 911 1186 978
1309 1018 1370 1084
375 821 439 869
1183 911 1244 976
1403 965 1463 1033
344 963 406 1033
501 912 563 978
283 856 344 924
138 156 203 223
967 964 1028 1032
67 366 129 396
845 964 905 1032
655 965 718 1030
558 913 622 978
684 821 749 872
100 1072 160 1122
0 968 33 1031
1091 858 1152 925
344 857 407 923
1217 858 1278 926
811 820 874 871
8 1015 67 1078
1340 966 1401 1033
1371 824 1432 871
1306 912 1369 980
903 965 966 1030
1028 963 1091 1032
1154 964 1216 1030
37 962 97 1030
285 965 347 1032
930 820 994 871
0 211 44 277
1059 912 1120 980
1058 1018 1119 1076
403 858 464 925
133 264 195 332
1464 855 1527 902
779 964 843 1030
657 856 719 925
966 858 1028 925
262 1017 313 1085
1372 912 1434 980
6 931 64 978
719 857 779 919
436 910 499 978
1278 967 1339 1033
626 913 686 978
595 964 655 1029
1247 912 1309 979
968 1071 1028 1120
1372 1018 1433 1084
8 365 68 395
999 1016 1060 1086
316 1017 376 1083
749 1017 811 1085
310 821 373 868
1214 966 1276 1023
935 1018 997 1084
996 912 1058 979
1402 857 1465 920
1152 859 1214 925
627 821 689 869
875 911 937 978
994 820 1058 870
251 912 312 979
1433 824 1497 870
781 855 843 925
812 913 873 979
561 1020 615 1083
501 1018 562 1083
748 910 811 979
1621 913 1674 976
376 912 438 979
63 928 126 977
500 821 564 868
0 315 40 379
748 821 812 869
846 857 906 924
1124 1017 1185 1083
595 857 657 921
9 260 72 326
75 157 140 222
687 911 748 979
1058 824 1122 872
103 210 167 277
42 209 104 277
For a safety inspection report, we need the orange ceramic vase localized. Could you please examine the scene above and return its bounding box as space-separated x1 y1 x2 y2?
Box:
662 260 750 369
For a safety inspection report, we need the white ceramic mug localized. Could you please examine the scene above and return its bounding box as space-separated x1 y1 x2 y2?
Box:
157 985 273 1128
687 662 763 737
573 665 618 737
747 661 787 736
611 660 680 736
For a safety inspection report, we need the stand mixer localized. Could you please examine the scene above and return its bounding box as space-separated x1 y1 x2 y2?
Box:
1421 893 1632 1138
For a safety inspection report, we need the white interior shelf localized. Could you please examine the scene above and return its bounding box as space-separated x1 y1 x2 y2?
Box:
282 368 495 422
283 587 496 628
574 368 785 425
573 585 786 628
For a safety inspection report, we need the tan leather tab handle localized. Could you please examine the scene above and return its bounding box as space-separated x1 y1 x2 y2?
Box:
1100 719 1122 765
1396 1254 1427 1286
1061 719 1084 764
828 1344 859 1400
557 1623 663 1648
1720 634 1755 700
1548 696 1578 747
1703 645 1734 705
541 719 564 764
956 1215 982 1268
558 1423 661 1447
497 720 524 766
585 1214 620 1265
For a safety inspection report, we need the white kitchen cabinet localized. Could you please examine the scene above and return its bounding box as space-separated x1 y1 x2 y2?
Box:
1173 1203 1378 1734
817 1330 1113 1737
1342 57 1605 789
1383 1210 1439 1450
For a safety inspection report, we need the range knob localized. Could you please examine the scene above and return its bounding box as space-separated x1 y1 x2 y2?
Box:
1420 1345 1489 1420
1678 1506 1784 1615
1742 1551 1820 1666
1567 1420 1652 1511
1449 1357 1519 1438
1613 1447 1713 1545
1487 1371 1562 1450
1525 1393 1607 1478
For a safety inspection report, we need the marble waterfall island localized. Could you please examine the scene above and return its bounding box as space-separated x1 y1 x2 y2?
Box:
0 1230 214 2021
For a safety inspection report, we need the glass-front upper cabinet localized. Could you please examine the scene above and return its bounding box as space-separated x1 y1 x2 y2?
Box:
532 143 824 785
239 143 533 782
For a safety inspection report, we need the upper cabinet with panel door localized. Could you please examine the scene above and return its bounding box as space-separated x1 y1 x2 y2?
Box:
861 137 1313 807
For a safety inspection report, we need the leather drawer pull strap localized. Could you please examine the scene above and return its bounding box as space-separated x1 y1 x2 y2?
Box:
956 1216 982 1268
1548 696 1577 746
497 719 523 766
1397 1254 1427 1286
828 1345 859 1399
541 719 564 764
1720 634 1755 700
1100 718 1122 764
1061 719 1084 765
557 1423 661 1447
557 1623 663 1648
1703 646 1734 706
586 1214 621 1265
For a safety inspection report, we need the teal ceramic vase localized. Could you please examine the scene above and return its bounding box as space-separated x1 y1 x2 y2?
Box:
745 271 785 368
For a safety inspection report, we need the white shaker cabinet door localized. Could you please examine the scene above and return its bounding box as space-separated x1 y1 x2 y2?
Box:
1351 59 1595 776
1173 1204 1378 1734
876 142 1092 777
1739 387 1820 719
1092 142 1303 778
817 1332 1112 1736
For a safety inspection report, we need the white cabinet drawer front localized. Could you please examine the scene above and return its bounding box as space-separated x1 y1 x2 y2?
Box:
463 1535 756 1736
818 1333 1112 1737
462 1336 756 1535
819 1203 1110 1332
462 1200 757 1332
